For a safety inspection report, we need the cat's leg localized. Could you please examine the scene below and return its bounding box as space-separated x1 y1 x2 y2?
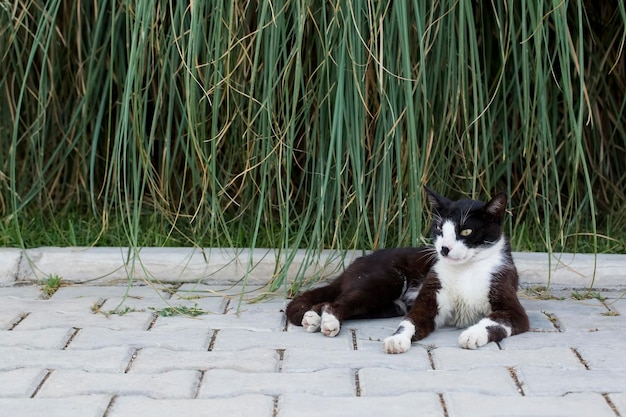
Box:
458 295 530 349
383 279 442 354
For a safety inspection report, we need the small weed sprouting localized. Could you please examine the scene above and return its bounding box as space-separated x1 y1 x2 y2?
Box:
571 291 606 301
525 286 565 301
149 304 208 317
41 275 62 298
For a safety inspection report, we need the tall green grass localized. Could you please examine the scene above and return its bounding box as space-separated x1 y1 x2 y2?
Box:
2 1 625 285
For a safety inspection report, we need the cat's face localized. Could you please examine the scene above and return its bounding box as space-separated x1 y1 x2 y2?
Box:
425 187 507 265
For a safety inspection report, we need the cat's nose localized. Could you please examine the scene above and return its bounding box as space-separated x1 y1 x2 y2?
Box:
440 246 450 256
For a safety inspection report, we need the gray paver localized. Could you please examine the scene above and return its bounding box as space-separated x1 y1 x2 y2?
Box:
0 368 48 397
37 370 201 399
108 395 275 417
0 347 134 372
278 393 444 417
0 328 75 349
431 346 585 370
198 368 355 397
67 327 211 350
15 309 155 330
445 393 617 417
282 347 431 372
576 346 626 370
0 248 22 286
0 395 111 417
212 328 354 351
519 367 626 396
130 348 279 373
359 368 519 396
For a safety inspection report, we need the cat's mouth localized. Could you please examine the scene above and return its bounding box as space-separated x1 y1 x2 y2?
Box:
439 253 469 264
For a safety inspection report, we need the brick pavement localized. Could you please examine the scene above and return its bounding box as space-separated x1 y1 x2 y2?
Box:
0 283 625 417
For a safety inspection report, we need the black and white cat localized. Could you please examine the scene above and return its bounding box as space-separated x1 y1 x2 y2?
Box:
383 187 529 352
285 246 437 337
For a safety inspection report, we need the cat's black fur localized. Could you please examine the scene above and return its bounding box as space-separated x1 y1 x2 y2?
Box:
285 247 437 336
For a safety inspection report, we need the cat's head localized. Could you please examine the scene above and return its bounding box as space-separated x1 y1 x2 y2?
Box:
424 186 507 265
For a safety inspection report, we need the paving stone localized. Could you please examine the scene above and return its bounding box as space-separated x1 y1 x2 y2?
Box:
198 368 354 398
108 395 275 417
519 367 626 396
499 328 626 349
0 347 134 372
0 328 74 349
150 310 285 332
0 368 48 397
0 248 22 286
0 285 43 299
0 310 25 330
445 392 617 417
15 309 155 331
213 329 354 351
576 346 626 370
130 348 279 373
359 367 519 396
282 347 431 372
0 395 111 417
278 393 444 417
37 370 201 399
0 298 105 314
431 346 584 370
67 328 211 350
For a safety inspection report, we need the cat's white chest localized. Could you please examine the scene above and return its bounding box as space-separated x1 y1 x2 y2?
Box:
434 241 504 328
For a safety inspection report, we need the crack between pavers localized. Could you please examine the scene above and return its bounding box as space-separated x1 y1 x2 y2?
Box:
541 310 563 332
146 311 159 331
438 393 450 417
272 396 280 417
603 393 623 417
276 349 285 373
350 329 358 350
208 329 220 351
7 312 29 330
427 347 436 370
62 327 81 349
353 369 362 397
507 366 526 396
571 347 591 370
102 395 117 417
30 369 52 398
124 348 141 373
193 371 206 399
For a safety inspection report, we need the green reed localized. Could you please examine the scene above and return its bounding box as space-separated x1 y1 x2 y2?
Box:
2 1 625 287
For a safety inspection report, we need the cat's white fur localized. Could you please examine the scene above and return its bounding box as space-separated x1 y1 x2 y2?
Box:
302 311 321 332
383 221 507 353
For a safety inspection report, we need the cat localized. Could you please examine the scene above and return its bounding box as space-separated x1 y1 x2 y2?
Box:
285 246 437 337
383 187 530 352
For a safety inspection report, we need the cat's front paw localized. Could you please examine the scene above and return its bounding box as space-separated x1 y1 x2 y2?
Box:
383 335 411 354
321 312 340 337
302 311 321 332
458 325 489 349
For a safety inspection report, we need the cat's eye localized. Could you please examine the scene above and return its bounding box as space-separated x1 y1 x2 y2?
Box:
460 228 472 237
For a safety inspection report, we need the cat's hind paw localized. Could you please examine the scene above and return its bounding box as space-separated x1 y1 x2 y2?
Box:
321 311 341 337
302 311 321 332
458 324 489 349
382 335 411 354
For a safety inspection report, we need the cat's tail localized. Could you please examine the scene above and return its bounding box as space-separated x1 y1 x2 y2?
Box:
285 282 341 326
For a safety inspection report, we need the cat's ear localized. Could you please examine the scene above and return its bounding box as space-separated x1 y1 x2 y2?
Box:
424 186 451 211
483 192 508 219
